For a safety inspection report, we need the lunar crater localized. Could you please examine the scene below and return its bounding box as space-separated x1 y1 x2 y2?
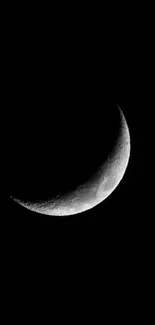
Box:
10 105 130 216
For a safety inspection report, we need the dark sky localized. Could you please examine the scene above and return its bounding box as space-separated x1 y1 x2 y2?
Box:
6 103 145 224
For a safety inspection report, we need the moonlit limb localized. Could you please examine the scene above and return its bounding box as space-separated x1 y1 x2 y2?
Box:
12 106 130 216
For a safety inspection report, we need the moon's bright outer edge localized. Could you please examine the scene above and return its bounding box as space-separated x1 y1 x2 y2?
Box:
12 106 131 216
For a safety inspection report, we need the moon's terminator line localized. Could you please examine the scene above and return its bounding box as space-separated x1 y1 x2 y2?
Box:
11 106 131 216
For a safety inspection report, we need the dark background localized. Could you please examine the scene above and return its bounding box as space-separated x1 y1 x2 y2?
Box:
5 23 145 224
3 0 147 224
6 101 145 224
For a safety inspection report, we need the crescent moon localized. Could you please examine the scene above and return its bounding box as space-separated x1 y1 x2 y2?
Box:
11 106 131 216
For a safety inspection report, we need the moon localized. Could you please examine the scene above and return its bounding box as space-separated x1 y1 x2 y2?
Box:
11 105 130 216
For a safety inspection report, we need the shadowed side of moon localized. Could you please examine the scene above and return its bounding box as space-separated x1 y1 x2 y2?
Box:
11 106 131 216
9 105 120 202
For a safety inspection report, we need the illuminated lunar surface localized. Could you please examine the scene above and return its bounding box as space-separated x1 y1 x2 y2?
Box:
11 106 131 216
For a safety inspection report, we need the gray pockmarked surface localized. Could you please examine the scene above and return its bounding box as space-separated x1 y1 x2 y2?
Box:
12 106 131 216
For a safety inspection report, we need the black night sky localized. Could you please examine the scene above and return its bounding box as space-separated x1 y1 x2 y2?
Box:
4 6 147 225
6 101 145 224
